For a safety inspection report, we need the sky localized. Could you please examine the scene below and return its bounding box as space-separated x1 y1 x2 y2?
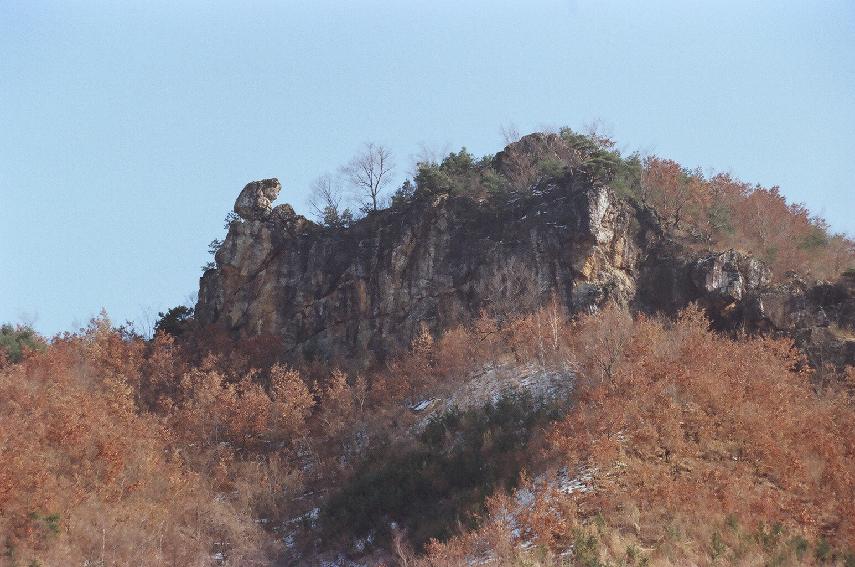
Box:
1 0 853 337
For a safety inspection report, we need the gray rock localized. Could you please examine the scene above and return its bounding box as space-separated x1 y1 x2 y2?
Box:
691 249 771 303
234 178 281 220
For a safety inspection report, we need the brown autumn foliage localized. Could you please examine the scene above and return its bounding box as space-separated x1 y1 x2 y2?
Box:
422 305 855 565
641 157 710 231
2 298 854 565
557 307 855 537
0 317 274 566
635 157 854 281
0 313 364 565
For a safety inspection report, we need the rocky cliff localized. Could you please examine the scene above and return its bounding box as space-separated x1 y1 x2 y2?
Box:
196 167 855 368
197 173 646 361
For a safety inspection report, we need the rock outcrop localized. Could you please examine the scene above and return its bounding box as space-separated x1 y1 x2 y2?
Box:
233 178 282 220
688 249 771 328
197 171 657 362
196 169 854 368
756 274 855 369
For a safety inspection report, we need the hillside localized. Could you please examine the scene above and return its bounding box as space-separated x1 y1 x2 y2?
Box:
2 130 855 566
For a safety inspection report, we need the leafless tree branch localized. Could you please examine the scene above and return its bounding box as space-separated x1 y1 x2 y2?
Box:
341 143 394 212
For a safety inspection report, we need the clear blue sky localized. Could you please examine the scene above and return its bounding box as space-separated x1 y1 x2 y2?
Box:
2 1 853 336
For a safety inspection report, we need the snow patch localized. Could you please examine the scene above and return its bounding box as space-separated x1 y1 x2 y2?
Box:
409 399 436 412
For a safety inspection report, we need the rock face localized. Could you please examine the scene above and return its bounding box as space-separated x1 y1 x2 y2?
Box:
687 250 771 328
691 250 772 303
756 274 855 369
198 171 655 362
196 172 854 367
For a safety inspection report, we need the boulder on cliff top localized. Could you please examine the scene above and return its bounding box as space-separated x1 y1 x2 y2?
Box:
234 178 281 220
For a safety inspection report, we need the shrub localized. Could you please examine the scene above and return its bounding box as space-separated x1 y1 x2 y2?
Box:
391 179 416 208
153 305 194 338
0 324 45 363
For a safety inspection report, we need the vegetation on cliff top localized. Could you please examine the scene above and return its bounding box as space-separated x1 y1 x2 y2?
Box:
306 128 853 282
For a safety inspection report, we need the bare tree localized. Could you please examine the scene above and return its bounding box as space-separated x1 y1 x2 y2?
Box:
137 305 156 340
583 118 616 150
341 143 394 213
500 122 521 145
308 174 344 223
